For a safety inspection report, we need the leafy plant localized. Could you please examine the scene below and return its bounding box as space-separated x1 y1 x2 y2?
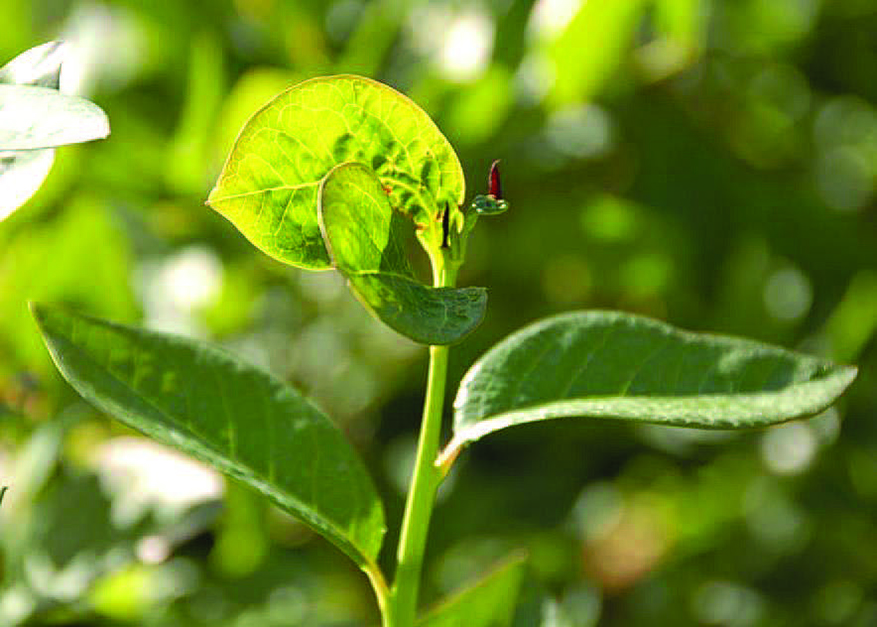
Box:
0 41 110 220
31 75 857 627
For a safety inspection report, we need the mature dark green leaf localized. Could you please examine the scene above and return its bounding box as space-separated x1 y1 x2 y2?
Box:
31 304 386 568
447 311 857 456
417 553 527 627
319 162 486 345
207 75 464 270
0 85 110 150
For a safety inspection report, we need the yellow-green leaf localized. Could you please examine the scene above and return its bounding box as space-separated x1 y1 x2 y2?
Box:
207 75 464 270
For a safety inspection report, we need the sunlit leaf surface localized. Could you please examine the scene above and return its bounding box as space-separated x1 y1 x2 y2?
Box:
319 162 486 345
449 311 857 455
31 304 386 568
207 75 465 270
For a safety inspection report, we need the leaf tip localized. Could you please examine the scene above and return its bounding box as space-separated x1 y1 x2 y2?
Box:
28 300 46 325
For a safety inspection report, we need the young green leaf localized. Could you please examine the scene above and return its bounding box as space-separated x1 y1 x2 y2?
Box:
319 162 486 345
417 553 527 627
31 304 386 569
0 85 110 150
446 311 857 460
207 74 465 270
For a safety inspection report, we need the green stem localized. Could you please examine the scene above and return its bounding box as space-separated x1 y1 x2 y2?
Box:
364 562 391 627
388 251 456 626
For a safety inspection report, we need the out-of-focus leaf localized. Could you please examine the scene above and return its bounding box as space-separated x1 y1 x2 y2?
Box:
446 311 857 459
549 0 648 106
166 31 224 195
825 271 877 362
31 304 386 569
637 0 705 80
207 75 464 270
338 0 404 76
319 162 486 345
444 67 513 147
0 84 109 150
417 553 527 627
0 198 136 378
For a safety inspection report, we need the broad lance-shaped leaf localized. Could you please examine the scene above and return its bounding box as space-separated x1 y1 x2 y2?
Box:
31 304 385 569
207 75 465 270
0 85 110 150
446 311 857 457
417 553 527 627
319 162 486 345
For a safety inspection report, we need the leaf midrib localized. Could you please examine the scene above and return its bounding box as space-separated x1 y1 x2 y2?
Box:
45 320 376 566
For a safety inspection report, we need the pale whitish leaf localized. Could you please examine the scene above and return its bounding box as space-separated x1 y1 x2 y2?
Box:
0 84 110 150
0 41 66 89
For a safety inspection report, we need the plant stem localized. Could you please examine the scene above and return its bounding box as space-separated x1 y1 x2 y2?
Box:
364 562 391 627
388 251 456 626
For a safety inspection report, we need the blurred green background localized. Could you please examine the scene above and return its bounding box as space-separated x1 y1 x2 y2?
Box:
1 0 876 625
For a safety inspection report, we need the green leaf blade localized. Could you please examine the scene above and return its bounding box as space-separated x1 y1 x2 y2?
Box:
31 304 386 568
207 74 465 270
450 311 857 452
346 273 487 345
417 553 527 627
319 162 486 345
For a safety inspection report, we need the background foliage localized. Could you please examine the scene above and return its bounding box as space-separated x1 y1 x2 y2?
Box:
1 0 875 625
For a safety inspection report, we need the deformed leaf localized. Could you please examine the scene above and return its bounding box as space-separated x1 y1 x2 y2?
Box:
319 162 486 345
0 84 110 150
417 553 527 627
31 304 386 569
207 74 465 270
447 311 857 457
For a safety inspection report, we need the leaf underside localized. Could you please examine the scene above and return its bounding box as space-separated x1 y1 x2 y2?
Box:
31 304 386 568
0 84 110 150
451 311 857 451
319 162 486 345
417 553 527 627
207 74 465 270
0 42 106 220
